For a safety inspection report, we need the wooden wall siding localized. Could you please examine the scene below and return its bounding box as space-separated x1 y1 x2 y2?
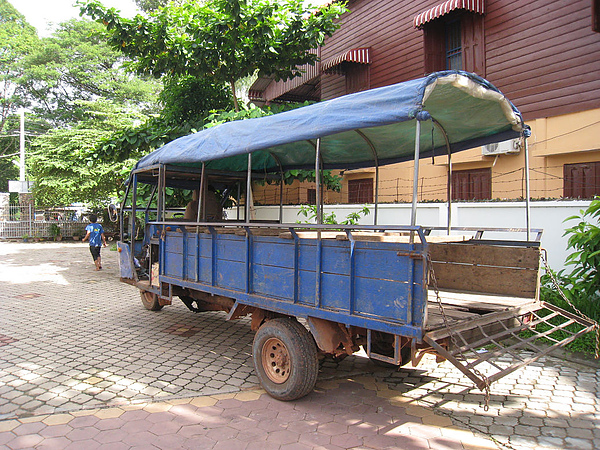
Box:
319 0 600 119
484 0 600 119
320 0 427 99
263 49 320 102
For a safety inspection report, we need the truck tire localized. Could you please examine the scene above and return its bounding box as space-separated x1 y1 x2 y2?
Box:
253 318 318 401
140 290 163 311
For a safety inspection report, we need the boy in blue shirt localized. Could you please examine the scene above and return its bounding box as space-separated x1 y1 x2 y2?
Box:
82 214 107 271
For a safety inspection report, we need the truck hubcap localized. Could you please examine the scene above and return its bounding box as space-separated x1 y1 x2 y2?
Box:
262 337 290 384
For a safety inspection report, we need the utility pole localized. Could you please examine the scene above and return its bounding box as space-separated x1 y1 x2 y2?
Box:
19 108 25 182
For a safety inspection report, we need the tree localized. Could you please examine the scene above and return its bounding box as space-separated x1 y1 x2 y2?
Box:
97 75 232 161
159 75 232 125
78 0 347 111
27 100 151 206
20 19 161 127
0 0 39 191
134 0 170 13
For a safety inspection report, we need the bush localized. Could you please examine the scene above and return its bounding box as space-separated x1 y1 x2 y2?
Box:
49 223 62 237
297 205 370 225
540 198 600 355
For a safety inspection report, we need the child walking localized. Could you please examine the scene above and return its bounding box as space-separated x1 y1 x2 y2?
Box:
82 214 107 270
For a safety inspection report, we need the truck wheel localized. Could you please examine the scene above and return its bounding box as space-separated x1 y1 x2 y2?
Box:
253 318 318 401
140 290 163 311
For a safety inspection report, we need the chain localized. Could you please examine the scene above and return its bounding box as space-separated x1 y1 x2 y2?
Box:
540 250 600 359
427 255 491 410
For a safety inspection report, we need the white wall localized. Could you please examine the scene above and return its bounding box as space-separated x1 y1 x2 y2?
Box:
239 200 592 272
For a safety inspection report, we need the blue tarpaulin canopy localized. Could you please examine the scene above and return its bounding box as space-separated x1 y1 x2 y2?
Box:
133 71 525 173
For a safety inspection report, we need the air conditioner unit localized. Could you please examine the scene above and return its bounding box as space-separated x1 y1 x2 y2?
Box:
482 138 521 156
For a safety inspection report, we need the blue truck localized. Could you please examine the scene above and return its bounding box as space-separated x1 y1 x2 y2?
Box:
117 71 597 401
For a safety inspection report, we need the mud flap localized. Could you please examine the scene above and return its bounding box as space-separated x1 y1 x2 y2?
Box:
423 301 598 391
117 242 134 280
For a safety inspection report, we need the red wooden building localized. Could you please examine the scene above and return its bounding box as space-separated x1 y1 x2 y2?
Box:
250 0 600 203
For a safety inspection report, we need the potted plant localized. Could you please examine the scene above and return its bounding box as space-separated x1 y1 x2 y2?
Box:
49 223 62 241
22 234 29 243
72 225 84 241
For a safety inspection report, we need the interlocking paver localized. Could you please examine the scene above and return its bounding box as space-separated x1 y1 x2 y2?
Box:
1 241 600 449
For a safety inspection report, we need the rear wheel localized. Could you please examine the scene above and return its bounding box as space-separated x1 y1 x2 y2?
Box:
140 290 163 311
253 318 318 401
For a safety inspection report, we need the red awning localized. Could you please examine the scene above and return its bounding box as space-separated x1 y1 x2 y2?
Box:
413 0 485 28
321 48 371 73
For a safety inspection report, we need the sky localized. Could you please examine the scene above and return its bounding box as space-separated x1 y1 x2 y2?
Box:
9 0 140 37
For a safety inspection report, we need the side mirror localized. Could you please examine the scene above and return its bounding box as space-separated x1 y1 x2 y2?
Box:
108 204 118 222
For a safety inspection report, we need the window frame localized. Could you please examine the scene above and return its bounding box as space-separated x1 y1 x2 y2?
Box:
423 12 485 75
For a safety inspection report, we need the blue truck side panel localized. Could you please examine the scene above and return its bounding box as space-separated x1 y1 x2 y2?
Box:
159 228 427 339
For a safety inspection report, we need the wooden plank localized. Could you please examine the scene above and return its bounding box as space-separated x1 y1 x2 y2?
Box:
488 33 600 79
334 233 468 243
490 50 598 92
486 1 588 51
503 69 600 101
429 243 540 269
427 289 532 311
431 262 539 298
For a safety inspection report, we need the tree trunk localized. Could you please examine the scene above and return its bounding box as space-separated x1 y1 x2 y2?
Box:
230 80 239 112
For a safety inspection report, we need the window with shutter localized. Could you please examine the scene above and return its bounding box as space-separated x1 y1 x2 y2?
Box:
423 12 485 75
452 168 491 201
564 162 600 198
348 178 373 203
345 63 370 94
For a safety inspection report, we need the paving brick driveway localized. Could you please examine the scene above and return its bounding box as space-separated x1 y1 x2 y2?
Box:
0 242 598 449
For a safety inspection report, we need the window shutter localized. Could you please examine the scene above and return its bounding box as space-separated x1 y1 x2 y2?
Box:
564 162 600 198
461 14 486 76
348 178 373 204
345 64 370 94
452 169 491 201
424 23 446 73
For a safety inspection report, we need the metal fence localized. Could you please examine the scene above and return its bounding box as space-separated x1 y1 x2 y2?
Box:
0 205 89 240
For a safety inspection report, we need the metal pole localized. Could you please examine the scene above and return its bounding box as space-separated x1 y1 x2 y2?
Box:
315 138 322 224
119 177 132 241
431 118 452 235
236 181 240 221
269 153 285 224
355 130 379 225
131 174 138 248
197 162 205 223
524 137 531 240
374 165 379 226
19 109 25 183
410 121 422 242
157 165 165 222
246 153 252 223
447 147 452 235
